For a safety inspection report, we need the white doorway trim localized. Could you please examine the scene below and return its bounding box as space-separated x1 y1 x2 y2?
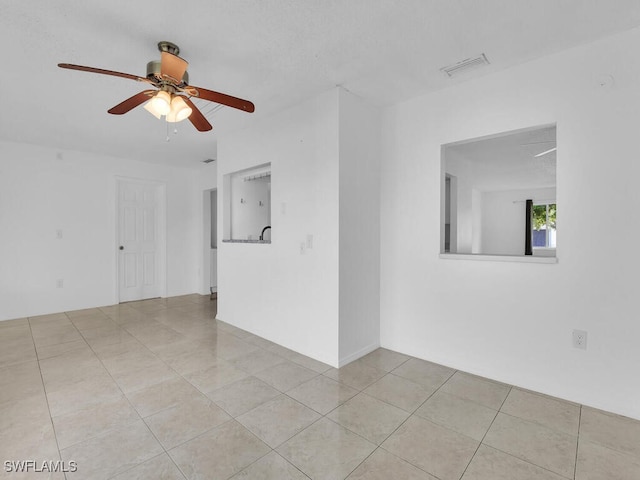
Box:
115 176 167 303
202 188 218 295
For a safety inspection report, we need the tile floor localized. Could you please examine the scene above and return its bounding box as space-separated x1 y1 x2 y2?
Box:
1 294 639 480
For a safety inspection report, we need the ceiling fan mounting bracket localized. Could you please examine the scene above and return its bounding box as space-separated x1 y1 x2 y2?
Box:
157 41 180 56
158 83 177 94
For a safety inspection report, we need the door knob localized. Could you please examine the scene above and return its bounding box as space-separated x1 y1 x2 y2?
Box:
119 246 124 250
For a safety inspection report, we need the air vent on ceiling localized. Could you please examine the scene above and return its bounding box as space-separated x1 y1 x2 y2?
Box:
441 54 490 78
202 158 216 164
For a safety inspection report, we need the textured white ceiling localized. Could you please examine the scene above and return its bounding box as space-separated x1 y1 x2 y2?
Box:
2 1 640 168
445 125 557 191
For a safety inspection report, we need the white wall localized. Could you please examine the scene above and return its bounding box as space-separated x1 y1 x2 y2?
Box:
380 27 640 420
481 187 556 256
217 89 341 365
217 88 381 367
338 89 381 364
0 141 201 320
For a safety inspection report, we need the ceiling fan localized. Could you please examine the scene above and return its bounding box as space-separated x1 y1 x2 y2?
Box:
58 41 254 132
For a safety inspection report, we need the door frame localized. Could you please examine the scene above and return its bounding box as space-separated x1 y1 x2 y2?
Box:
201 188 217 295
115 176 168 303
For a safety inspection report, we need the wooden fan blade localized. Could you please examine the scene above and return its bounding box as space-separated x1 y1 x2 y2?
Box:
160 52 188 83
108 90 156 115
190 86 255 113
58 63 149 83
182 97 212 131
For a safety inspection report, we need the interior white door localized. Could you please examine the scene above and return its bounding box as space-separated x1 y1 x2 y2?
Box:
118 180 161 302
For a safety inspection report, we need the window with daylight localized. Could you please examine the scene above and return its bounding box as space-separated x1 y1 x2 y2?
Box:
532 203 556 249
441 123 557 261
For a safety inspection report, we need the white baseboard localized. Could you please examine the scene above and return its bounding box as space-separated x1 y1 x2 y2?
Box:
338 342 380 368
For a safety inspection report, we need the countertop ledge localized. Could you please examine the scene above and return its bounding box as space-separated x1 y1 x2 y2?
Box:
222 239 271 244
440 253 557 264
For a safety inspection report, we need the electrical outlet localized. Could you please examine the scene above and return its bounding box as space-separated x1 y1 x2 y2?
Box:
306 234 313 249
56 279 64 288
300 242 306 254
56 229 63 239
572 330 587 350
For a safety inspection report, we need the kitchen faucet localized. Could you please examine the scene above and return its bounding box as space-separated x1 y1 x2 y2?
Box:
260 225 271 241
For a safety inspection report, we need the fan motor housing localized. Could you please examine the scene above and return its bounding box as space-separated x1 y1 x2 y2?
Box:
146 60 189 85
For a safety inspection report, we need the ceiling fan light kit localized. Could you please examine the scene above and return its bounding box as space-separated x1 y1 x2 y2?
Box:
167 95 192 123
150 90 172 116
58 41 254 132
143 101 163 120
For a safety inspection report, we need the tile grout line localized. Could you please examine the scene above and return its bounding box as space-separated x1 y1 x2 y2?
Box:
27 314 69 480
221 364 381 477
574 405 582 480
66 300 201 477
231 412 320 480
338 363 458 479
99 298 215 479
104 452 186 480
480 442 577 480
101 297 218 478
265 357 415 479
52 310 157 463
457 384 513 479
9 296 203 471
465 407 579 480
360 366 544 479
97 298 310 478
222 364 327 456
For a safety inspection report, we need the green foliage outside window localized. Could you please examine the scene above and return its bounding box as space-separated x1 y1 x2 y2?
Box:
532 204 556 231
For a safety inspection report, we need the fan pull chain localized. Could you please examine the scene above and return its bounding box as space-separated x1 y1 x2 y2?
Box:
164 119 179 141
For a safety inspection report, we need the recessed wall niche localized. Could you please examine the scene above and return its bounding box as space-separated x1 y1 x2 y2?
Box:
223 163 271 243
442 124 556 257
